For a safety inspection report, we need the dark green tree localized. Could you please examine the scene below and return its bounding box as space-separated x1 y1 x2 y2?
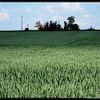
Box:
39 20 62 31
25 28 29 31
72 24 80 31
64 21 68 31
44 22 49 31
67 16 75 24
67 16 80 31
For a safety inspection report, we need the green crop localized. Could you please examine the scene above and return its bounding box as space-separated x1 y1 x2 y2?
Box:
0 31 100 98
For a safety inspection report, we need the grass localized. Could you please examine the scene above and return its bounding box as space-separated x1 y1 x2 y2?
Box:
0 31 100 98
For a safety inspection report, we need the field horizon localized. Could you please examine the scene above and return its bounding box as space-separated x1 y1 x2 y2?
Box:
0 31 100 98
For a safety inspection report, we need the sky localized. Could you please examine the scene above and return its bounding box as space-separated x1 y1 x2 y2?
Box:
0 2 100 30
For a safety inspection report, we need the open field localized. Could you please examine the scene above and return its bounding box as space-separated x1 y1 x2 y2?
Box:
0 31 100 98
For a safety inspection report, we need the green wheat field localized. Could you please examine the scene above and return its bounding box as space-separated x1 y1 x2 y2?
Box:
0 31 100 98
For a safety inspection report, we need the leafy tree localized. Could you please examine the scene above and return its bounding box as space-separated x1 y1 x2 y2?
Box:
67 16 75 30
67 16 80 31
57 24 62 31
39 20 62 31
39 24 44 31
67 16 75 25
64 21 68 31
44 22 49 31
72 24 80 31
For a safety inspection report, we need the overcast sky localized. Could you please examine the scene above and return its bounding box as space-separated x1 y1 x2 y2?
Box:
0 2 100 30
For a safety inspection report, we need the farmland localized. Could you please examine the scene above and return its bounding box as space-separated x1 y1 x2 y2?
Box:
0 31 100 98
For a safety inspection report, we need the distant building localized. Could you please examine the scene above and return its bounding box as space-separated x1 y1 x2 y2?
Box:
34 21 42 30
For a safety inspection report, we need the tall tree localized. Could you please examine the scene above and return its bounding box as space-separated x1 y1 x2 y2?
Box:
67 16 75 30
44 22 49 31
64 21 68 31
67 16 75 25
39 20 62 31
67 16 80 31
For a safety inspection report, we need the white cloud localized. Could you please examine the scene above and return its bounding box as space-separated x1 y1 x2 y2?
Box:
60 2 84 11
42 3 85 15
0 12 10 21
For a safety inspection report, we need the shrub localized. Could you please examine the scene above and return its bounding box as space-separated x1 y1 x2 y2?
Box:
25 28 29 31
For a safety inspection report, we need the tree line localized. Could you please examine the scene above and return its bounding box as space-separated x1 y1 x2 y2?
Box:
25 16 95 31
39 16 80 31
